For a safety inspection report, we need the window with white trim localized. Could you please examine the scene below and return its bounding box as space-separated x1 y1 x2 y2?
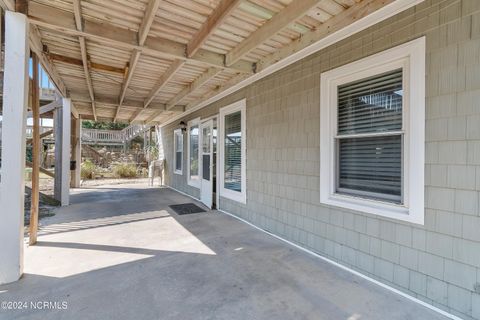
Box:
219 99 246 204
320 37 425 224
173 129 183 175
187 119 200 187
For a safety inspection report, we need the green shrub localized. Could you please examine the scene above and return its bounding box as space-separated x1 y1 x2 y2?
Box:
112 162 138 178
81 160 97 180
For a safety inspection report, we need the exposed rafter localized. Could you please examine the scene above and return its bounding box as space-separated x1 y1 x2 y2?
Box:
144 59 185 109
29 25 68 97
129 59 185 123
166 67 222 110
225 0 320 66
28 2 254 74
72 0 96 120
48 53 125 74
186 0 243 58
114 0 163 123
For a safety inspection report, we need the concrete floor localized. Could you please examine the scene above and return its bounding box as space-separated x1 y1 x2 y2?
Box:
0 183 449 320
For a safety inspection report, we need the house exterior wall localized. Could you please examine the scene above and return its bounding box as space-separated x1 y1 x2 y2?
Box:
161 1 480 319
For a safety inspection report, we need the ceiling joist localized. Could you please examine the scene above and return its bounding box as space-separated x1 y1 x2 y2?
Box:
114 0 163 123
225 0 321 66
27 1 254 74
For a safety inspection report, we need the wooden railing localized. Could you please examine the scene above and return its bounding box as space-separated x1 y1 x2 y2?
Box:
81 124 149 145
81 128 124 145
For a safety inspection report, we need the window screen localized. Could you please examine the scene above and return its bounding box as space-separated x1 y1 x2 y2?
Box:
189 126 199 180
174 131 183 172
224 111 242 192
336 69 403 203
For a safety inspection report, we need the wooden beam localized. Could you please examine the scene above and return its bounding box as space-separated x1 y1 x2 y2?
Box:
15 0 27 14
144 59 184 108
144 105 185 124
72 0 96 121
114 0 163 123
138 0 162 46
27 129 54 145
256 0 394 72
29 52 40 245
26 99 62 117
166 67 222 110
0 0 14 11
225 0 320 66
29 25 68 97
114 49 141 122
71 94 166 110
27 1 253 74
26 161 55 178
48 52 125 74
187 0 242 58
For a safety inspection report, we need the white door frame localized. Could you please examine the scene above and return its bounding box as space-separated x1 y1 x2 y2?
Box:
199 119 214 208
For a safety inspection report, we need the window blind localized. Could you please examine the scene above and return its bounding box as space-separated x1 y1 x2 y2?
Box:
224 111 242 192
336 69 403 203
338 69 403 135
175 131 183 172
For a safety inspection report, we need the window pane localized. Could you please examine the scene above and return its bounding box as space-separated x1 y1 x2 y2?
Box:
175 132 182 171
189 126 199 179
224 111 242 192
338 69 403 135
338 135 402 203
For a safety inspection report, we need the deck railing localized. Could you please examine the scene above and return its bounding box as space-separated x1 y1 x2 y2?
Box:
81 124 149 145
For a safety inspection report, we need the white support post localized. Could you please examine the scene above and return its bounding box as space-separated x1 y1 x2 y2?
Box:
0 12 30 284
61 98 71 204
53 98 71 205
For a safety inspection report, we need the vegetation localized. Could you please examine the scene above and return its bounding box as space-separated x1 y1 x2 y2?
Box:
82 120 128 130
112 162 138 178
81 159 97 180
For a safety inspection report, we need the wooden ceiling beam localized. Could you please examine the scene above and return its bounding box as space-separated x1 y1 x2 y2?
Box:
0 0 14 11
29 25 68 97
71 94 166 110
138 0 162 45
47 52 125 74
72 0 96 121
144 59 184 109
28 1 253 74
114 0 163 123
256 0 394 72
130 59 184 123
187 0 243 58
225 0 320 66
166 67 222 110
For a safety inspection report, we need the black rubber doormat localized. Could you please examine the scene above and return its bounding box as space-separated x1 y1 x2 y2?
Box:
169 203 206 215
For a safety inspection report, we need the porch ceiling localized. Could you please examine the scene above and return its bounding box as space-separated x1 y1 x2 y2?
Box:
24 0 394 124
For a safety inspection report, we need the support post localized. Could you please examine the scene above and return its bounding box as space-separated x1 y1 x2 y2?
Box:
53 98 71 205
70 116 81 188
0 11 30 284
29 52 40 245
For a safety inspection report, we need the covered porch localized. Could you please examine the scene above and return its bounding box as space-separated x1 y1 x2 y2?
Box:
0 183 448 320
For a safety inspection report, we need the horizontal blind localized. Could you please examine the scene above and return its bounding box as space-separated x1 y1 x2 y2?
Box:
224 111 242 192
337 69 403 203
175 132 183 171
338 136 402 201
338 69 403 135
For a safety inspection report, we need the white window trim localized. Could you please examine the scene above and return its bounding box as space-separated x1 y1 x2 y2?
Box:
187 118 200 187
173 128 183 175
320 37 425 225
219 99 247 204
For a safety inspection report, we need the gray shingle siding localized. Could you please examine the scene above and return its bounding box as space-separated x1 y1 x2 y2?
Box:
161 1 480 318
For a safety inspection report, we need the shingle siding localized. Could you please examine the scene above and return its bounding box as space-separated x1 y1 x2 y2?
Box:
161 1 480 318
